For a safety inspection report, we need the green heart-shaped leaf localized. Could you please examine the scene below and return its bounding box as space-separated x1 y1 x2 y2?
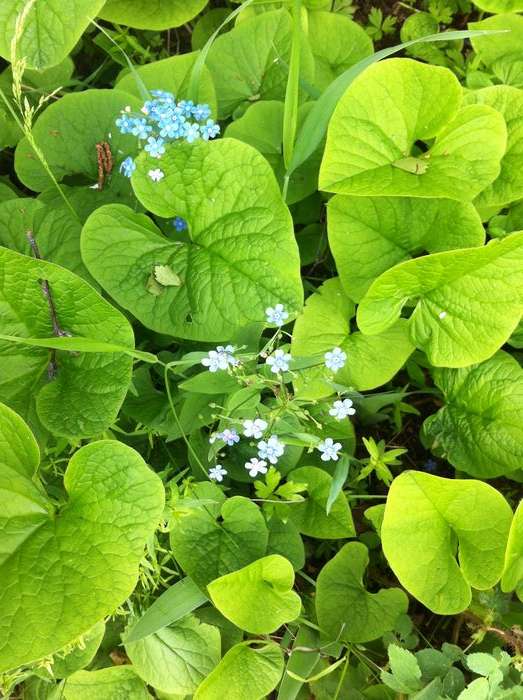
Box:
319 58 506 200
423 351 523 478
470 14 523 70
194 641 284 700
170 494 269 588
63 667 151 700
502 501 523 601
0 403 165 672
124 615 221 695
82 139 303 341
465 85 523 208
206 9 315 118
328 196 485 302
287 466 355 539
471 0 523 12
15 89 141 193
0 0 105 69
291 278 414 398
382 471 512 614
357 232 523 368
208 555 301 634
99 0 209 29
0 247 134 438
316 542 408 642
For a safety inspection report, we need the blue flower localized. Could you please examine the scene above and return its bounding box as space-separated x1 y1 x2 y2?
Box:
209 464 227 482
216 428 240 446
329 399 355 420
144 136 166 158
184 122 201 144
192 103 211 122
318 438 342 462
178 99 195 118
115 114 133 134
151 89 175 100
266 349 291 374
265 303 289 327
325 347 347 372
159 116 186 139
423 458 437 473
119 156 136 178
200 119 220 141
130 117 153 140
172 216 187 232
257 435 285 464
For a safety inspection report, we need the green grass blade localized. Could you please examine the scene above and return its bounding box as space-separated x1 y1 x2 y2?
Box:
282 0 302 178
126 577 209 643
286 28 509 178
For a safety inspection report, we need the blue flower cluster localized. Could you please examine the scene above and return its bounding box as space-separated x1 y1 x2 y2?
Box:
117 90 220 178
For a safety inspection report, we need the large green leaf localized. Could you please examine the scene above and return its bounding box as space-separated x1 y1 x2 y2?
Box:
501 501 523 600
470 14 523 68
82 140 303 341
116 51 216 115
0 0 105 69
308 11 373 92
63 667 151 699
0 403 165 671
170 495 269 589
464 86 523 208
52 622 105 679
357 232 523 368
319 58 506 200
15 89 141 193
382 471 512 614
0 247 134 438
208 555 301 634
206 9 315 118
328 196 485 302
0 197 92 282
423 352 523 479
316 542 408 643
471 0 523 13
194 642 284 700
287 466 355 539
98 0 209 29
224 101 321 204
125 615 221 695
291 278 414 398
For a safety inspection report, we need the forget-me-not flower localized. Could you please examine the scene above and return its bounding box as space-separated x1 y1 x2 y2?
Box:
266 349 291 374
119 156 136 178
243 418 268 439
329 399 356 420
192 103 212 121
265 303 289 326
130 117 153 140
184 123 201 143
245 458 268 478
318 438 342 461
258 435 285 464
209 464 227 482
325 347 347 372
217 428 240 446
144 136 166 158
172 216 188 232
201 345 238 372
200 119 220 141
148 168 164 182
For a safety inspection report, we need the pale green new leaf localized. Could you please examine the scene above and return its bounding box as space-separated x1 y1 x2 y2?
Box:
98 0 209 29
206 10 315 118
470 14 523 68
0 247 134 438
287 466 355 539
464 86 523 208
208 555 301 634
82 140 303 341
501 501 523 600
0 405 165 671
308 11 373 92
357 232 523 368
116 51 216 114
52 621 105 679
319 58 506 200
291 278 414 398
194 642 284 700
0 0 105 69
382 471 513 614
170 495 269 588
15 89 141 193
471 0 523 13
422 351 523 478
316 542 408 643
328 196 485 302
125 615 221 695
63 667 151 700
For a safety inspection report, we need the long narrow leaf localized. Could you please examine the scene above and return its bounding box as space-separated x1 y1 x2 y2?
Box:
126 577 208 643
286 28 508 178
277 625 320 700
326 455 350 515
282 0 302 173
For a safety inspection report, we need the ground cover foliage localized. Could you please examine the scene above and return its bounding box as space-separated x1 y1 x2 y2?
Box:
0 0 523 698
